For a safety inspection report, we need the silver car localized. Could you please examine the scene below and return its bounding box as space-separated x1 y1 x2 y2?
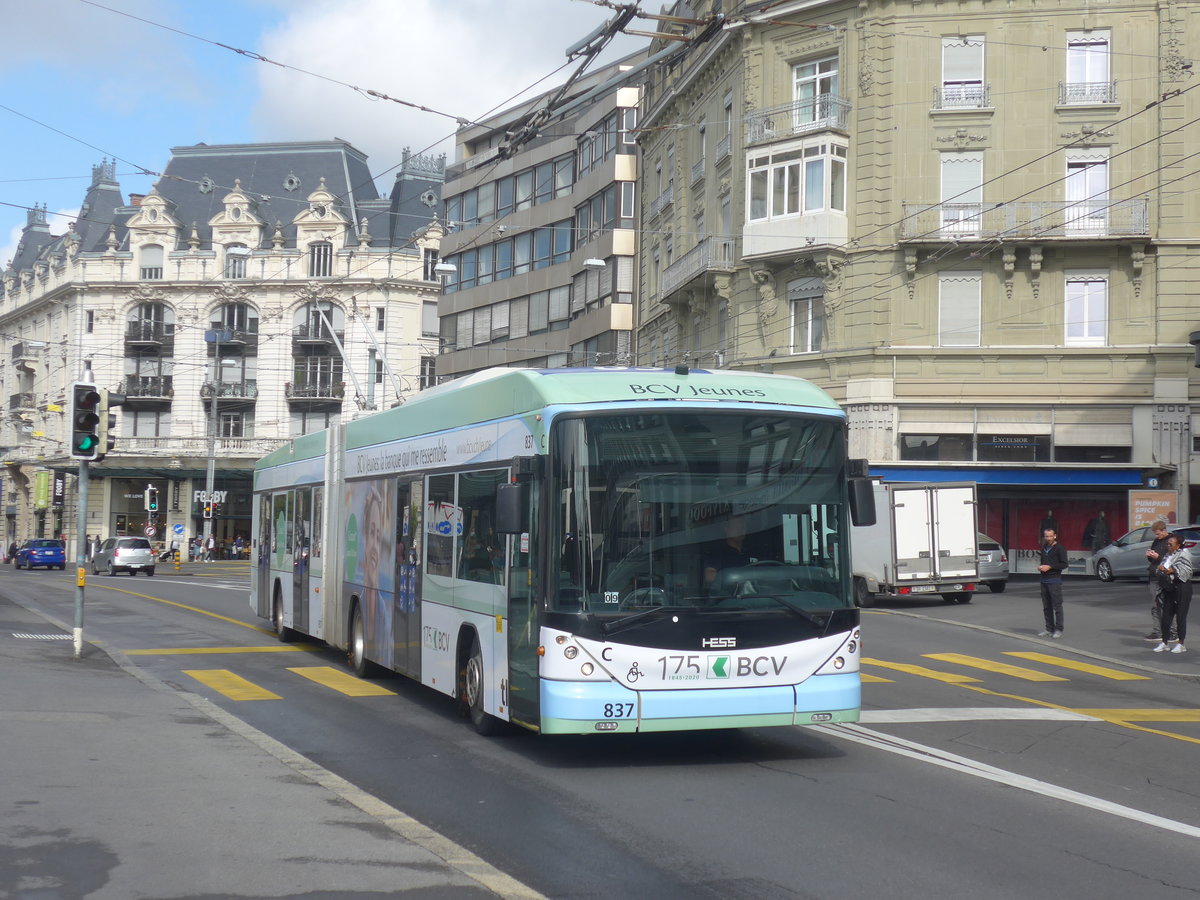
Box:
977 532 1009 593
92 536 156 576
1093 526 1200 582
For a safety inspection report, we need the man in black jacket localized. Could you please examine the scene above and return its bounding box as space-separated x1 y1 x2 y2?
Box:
1037 527 1069 638
1144 520 1175 642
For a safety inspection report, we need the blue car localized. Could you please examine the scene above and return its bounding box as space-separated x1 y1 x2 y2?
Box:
14 539 66 570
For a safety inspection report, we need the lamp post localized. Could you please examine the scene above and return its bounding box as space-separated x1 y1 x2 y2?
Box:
203 329 233 548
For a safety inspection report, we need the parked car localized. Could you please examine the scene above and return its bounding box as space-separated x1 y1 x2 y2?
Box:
14 539 66 570
976 532 1009 592
91 536 156 576
1093 526 1200 582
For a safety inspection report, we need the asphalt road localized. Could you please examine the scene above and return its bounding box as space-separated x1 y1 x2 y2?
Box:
3 563 1198 899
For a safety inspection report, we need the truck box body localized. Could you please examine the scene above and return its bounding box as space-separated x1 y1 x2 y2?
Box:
851 482 979 606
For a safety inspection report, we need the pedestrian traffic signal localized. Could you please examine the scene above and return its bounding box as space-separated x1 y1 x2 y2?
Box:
96 389 124 461
69 382 102 460
144 485 159 512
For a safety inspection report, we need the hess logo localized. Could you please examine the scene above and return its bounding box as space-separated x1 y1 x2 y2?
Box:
702 636 736 648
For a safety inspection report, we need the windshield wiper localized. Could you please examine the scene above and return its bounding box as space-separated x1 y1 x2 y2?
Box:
736 594 831 628
601 605 692 637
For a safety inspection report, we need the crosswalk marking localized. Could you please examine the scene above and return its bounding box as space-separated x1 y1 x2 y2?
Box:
287 666 397 697
861 658 982 683
126 645 317 655
1003 652 1150 681
922 653 1068 682
184 669 281 701
860 672 893 683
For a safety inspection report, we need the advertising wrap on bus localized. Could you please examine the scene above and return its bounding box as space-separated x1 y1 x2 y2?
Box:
251 368 871 737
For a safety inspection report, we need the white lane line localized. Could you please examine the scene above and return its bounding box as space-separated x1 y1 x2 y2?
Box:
862 707 1097 724
822 722 1200 839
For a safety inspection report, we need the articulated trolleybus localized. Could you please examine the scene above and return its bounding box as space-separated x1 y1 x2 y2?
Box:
251 367 875 735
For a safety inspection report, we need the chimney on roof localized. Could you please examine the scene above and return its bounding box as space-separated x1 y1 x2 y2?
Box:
128 194 145 207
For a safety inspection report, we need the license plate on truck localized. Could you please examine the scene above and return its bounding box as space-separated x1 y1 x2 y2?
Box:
909 584 936 593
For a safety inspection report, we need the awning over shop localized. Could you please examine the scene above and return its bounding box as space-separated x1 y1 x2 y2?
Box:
870 466 1146 486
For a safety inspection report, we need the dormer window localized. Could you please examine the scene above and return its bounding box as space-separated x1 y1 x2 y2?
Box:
140 244 164 280
224 244 249 279
231 207 242 221
308 241 333 277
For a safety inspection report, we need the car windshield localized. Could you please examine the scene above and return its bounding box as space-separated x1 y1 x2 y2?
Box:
31 540 62 548
548 411 852 617
119 539 152 549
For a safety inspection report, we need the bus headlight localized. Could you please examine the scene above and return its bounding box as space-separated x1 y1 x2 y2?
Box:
564 645 578 659
581 662 594 676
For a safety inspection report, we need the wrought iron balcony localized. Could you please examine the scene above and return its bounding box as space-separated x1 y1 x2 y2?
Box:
207 326 259 347
122 375 174 399
649 184 675 219
746 94 851 145
125 321 175 345
691 158 706 184
200 380 258 401
661 237 738 299
284 380 345 401
898 199 1149 241
1059 81 1118 105
292 325 344 346
932 83 991 110
715 133 731 163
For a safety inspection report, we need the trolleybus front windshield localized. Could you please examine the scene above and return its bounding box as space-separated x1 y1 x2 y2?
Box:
549 411 852 620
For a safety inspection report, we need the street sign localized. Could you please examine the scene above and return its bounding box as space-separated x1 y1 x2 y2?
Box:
144 525 156 537
173 523 184 535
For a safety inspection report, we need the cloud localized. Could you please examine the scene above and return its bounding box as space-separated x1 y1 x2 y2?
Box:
250 0 640 176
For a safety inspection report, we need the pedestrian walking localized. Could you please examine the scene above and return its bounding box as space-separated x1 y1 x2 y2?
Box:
1144 520 1175 642
169 536 180 562
234 534 245 559
1153 533 1192 654
204 535 215 562
1037 527 1069 638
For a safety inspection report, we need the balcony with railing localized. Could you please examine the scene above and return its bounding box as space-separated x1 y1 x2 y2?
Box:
649 183 675 219
661 237 738 301
207 326 259 347
200 380 258 401
122 375 174 401
715 133 731 163
691 158 706 184
291 325 344 349
898 198 1149 241
11 341 43 370
8 392 35 412
932 83 991 110
1059 80 1118 105
746 94 851 145
125 320 175 347
284 380 345 402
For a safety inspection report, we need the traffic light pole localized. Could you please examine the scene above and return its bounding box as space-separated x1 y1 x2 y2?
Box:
73 460 89 659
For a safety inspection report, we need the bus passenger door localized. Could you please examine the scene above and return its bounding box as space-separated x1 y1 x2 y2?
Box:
393 479 423 678
507 492 539 728
293 487 311 633
254 495 272 618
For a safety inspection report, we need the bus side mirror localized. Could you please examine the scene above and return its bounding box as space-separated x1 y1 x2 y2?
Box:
495 482 528 534
849 478 876 527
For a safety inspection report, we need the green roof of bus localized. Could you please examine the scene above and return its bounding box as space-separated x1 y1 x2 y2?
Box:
257 368 841 469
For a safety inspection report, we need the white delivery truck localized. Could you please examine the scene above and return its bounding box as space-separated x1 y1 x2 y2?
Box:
850 481 979 607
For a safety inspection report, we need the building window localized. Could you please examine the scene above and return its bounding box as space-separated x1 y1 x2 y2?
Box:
375 307 386 331
86 310 94 333
1064 30 1113 104
422 301 439 337
940 151 984 235
139 244 163 280
939 36 986 108
419 355 436 390
938 272 982 347
373 358 384 385
129 409 170 438
1065 151 1109 232
422 248 439 281
747 140 848 221
792 55 839 124
789 278 825 353
1065 273 1107 346
224 244 248 279
218 411 245 439
308 241 333 277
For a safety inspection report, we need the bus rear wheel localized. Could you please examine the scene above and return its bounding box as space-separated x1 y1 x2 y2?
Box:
349 603 378 678
462 635 503 736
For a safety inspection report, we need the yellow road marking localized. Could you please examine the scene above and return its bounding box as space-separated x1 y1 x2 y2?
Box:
860 673 893 683
184 669 281 701
861 658 981 683
124 645 317 655
923 653 1067 682
287 666 397 697
82 584 272 634
1003 652 1151 681
1073 709 1200 722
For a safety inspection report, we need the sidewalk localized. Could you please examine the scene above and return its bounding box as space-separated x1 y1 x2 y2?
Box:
0 592 541 900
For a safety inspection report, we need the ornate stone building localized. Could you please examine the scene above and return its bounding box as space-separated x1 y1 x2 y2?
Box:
1 141 443 554
638 0 1199 565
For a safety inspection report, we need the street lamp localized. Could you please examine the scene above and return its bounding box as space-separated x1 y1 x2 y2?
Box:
203 329 234 547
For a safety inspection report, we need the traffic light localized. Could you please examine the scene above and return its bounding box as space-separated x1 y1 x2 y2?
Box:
96 389 125 461
144 485 159 513
203 501 213 519
69 382 102 460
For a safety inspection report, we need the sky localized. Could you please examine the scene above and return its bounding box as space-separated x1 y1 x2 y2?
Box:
0 0 647 266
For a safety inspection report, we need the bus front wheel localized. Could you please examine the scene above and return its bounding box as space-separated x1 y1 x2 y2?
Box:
273 587 296 643
462 635 503 736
